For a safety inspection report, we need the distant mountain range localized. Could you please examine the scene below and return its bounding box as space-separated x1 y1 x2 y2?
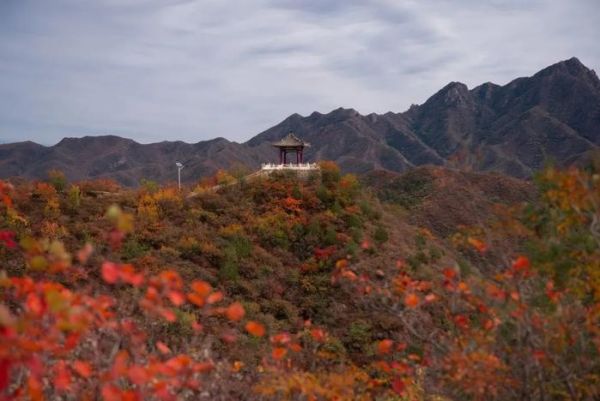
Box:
1 57 599 186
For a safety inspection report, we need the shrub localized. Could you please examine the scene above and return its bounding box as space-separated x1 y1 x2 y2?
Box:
47 169 67 192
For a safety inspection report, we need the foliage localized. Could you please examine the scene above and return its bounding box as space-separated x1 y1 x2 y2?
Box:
1 162 599 401
47 169 67 192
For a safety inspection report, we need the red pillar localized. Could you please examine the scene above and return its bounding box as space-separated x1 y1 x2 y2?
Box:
283 150 287 164
300 149 303 163
279 149 283 164
296 149 299 164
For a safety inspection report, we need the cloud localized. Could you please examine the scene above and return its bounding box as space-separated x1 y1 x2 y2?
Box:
0 0 599 145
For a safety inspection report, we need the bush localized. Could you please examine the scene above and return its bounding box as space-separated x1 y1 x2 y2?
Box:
47 169 67 192
373 225 389 245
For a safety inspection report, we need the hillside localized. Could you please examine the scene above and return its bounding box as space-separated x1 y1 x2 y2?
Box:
1 163 599 400
2 58 600 185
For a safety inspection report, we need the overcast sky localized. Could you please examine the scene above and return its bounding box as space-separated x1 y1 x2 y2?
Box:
1 0 599 145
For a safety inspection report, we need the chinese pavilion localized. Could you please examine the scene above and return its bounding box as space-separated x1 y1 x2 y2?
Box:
272 132 309 165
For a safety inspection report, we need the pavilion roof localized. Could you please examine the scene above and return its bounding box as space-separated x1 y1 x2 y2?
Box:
272 132 310 148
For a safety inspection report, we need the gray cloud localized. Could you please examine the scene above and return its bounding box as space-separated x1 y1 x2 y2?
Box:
0 0 599 145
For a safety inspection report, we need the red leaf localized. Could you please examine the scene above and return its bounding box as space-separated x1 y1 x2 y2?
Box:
271 332 292 345
310 328 326 342
112 351 129 377
167 291 185 307
156 341 171 354
391 377 405 395
272 347 287 360
0 359 11 392
26 293 45 316
159 308 177 322
102 384 122 401
128 365 148 385
101 262 119 284
442 267 456 280
73 360 93 378
377 339 394 355
54 360 71 391
512 256 530 271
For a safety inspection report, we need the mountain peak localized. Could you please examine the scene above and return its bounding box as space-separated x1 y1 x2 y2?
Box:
536 57 591 78
426 81 472 107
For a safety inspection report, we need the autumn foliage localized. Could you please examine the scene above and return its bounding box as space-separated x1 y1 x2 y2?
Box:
1 164 599 400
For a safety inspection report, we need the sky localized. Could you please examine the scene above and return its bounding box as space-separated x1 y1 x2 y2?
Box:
0 0 599 145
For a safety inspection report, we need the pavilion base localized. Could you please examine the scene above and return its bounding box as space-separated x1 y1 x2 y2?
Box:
261 163 319 171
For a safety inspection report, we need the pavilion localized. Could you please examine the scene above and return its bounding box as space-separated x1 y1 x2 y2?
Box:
272 132 308 164
260 131 318 171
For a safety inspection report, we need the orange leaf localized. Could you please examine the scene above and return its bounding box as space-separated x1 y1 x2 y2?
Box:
101 262 119 284
225 302 245 321
191 280 212 297
245 321 265 337
206 291 223 304
187 293 205 307
156 341 171 354
404 293 420 308
26 293 44 316
231 361 244 372
457 282 469 293
272 347 287 360
442 267 456 280
73 360 93 378
377 339 394 355
167 291 185 307
28 376 43 401
467 237 487 253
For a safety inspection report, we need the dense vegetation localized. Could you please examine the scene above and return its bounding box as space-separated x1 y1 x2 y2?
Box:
0 161 598 400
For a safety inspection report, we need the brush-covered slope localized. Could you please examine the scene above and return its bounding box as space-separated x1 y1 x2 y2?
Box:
2 162 599 400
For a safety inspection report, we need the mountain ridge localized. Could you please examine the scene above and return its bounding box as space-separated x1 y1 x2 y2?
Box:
2 57 599 185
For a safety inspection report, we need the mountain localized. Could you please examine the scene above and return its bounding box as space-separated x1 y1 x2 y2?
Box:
0 136 271 187
1 57 599 185
247 57 600 177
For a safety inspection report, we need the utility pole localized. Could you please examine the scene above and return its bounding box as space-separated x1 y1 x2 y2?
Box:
176 162 184 190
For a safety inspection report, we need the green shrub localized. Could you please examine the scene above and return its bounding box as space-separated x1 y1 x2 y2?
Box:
373 225 389 244
47 169 67 192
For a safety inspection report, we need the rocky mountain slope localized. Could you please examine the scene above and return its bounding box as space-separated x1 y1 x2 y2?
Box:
1 57 599 185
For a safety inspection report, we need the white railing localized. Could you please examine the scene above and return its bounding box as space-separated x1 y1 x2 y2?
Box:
261 163 319 171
